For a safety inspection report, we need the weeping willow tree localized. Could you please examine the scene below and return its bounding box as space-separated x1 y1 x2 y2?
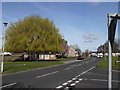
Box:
4 15 65 53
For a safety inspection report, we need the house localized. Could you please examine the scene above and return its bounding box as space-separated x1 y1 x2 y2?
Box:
39 52 56 60
67 46 78 57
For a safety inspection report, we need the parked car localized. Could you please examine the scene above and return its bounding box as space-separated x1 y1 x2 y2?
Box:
0 52 12 56
77 55 84 60
97 53 103 58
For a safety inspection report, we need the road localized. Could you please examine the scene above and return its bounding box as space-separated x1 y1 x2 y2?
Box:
1 57 119 89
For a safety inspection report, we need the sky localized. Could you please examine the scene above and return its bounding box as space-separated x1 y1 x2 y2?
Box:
1 2 119 52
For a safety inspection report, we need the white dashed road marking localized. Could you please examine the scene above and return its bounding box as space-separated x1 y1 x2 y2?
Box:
56 85 63 89
64 87 70 90
36 71 59 78
51 71 59 74
77 75 81 77
70 83 76 87
79 66 95 76
67 80 72 83
84 78 120 82
65 67 71 70
79 78 83 81
72 78 76 80
77 64 81 66
75 81 79 84
62 82 68 86
55 66 95 89
0 83 16 88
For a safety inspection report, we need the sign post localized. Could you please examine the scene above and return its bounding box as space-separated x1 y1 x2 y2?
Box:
108 14 112 89
108 40 112 89
107 14 120 89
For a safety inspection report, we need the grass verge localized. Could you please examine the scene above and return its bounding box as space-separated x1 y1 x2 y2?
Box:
96 56 120 70
2 57 77 74
3 61 63 74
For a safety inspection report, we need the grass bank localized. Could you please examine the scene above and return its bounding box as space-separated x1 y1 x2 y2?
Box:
96 56 120 70
3 61 63 74
2 57 77 74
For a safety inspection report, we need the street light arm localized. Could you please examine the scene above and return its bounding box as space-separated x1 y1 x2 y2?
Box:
3 22 8 27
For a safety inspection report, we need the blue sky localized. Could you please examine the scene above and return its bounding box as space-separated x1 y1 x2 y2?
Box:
1 2 118 52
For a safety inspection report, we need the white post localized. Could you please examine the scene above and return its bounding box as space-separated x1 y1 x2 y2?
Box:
108 41 112 89
1 26 5 73
108 14 112 89
1 22 7 73
1 27 4 73
1 55 4 73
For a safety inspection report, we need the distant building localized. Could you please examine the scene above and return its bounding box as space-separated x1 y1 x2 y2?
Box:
90 51 120 57
24 52 57 60
67 46 78 57
39 53 56 60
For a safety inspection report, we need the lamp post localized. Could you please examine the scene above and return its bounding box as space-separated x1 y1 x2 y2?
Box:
1 22 8 73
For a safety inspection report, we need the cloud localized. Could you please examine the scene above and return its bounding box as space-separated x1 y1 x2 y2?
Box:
83 33 98 43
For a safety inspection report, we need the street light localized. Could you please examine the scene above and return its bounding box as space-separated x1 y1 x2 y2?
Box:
1 22 8 73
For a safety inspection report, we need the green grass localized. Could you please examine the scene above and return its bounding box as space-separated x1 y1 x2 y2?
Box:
1 57 77 74
97 56 120 70
3 61 63 74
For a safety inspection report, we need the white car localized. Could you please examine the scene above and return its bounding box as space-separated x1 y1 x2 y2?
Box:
0 52 12 56
97 53 103 58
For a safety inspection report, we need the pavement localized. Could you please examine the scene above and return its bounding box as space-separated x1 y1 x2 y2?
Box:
1 57 120 89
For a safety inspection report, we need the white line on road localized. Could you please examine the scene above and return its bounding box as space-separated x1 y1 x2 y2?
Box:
70 83 76 87
79 79 83 81
70 64 82 68
65 87 70 90
62 82 68 86
77 64 81 66
111 80 120 82
72 78 77 80
70 65 76 67
77 75 81 77
0 83 16 88
65 67 71 70
75 81 80 84
112 70 120 72
75 64 82 67
84 78 120 82
80 66 95 76
36 71 59 78
56 85 63 89
51 71 59 74
36 73 51 78
56 66 95 89
67 80 72 83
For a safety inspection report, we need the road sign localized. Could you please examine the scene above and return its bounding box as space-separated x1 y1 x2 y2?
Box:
108 14 120 49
